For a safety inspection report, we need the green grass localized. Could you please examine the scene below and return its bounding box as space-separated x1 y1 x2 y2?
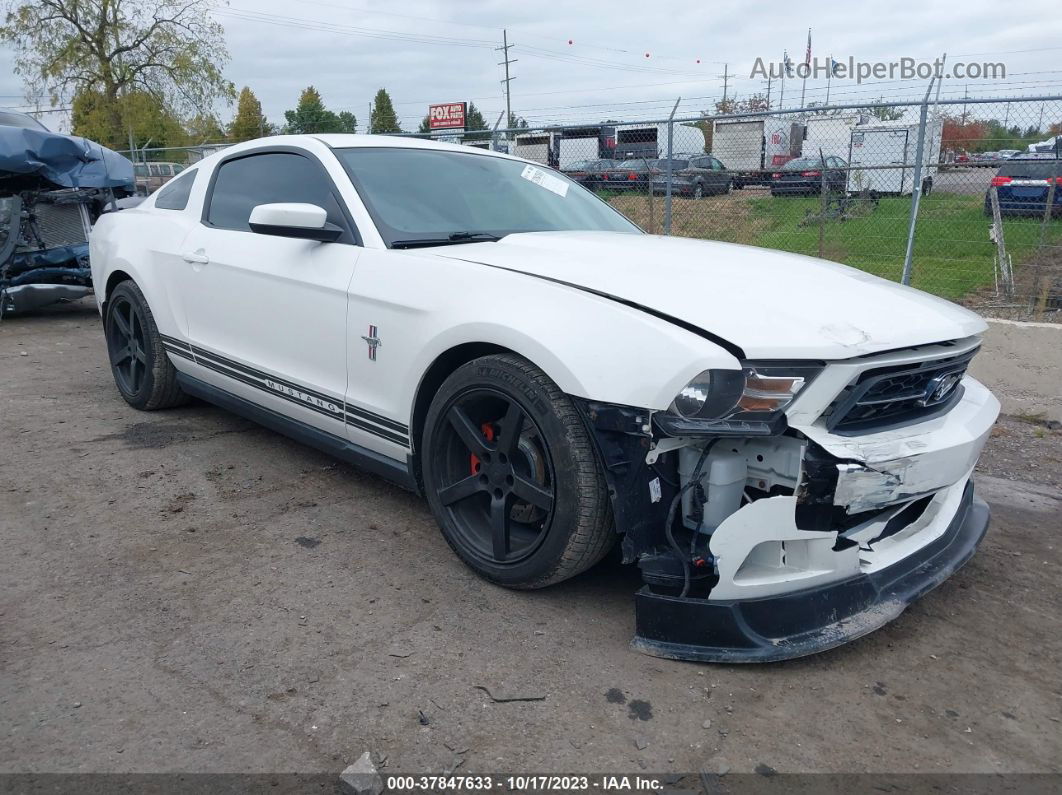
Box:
744 193 1061 300
606 188 1061 301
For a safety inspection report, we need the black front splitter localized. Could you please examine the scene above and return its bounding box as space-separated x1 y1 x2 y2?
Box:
632 482 989 663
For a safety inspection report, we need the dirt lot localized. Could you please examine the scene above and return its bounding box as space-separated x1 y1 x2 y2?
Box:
2 300 1061 776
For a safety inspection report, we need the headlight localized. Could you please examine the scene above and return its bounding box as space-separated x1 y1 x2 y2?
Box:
669 365 820 424
670 369 746 419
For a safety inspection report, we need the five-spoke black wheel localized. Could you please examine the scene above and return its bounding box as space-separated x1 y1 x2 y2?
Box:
422 354 614 588
104 280 188 410
108 292 148 395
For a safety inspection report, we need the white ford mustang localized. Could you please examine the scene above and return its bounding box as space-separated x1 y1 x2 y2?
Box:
90 135 999 662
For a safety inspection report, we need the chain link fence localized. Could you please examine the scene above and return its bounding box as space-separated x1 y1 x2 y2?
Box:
124 94 1062 321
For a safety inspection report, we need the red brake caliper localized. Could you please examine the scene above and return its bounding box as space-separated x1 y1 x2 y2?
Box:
470 422 495 474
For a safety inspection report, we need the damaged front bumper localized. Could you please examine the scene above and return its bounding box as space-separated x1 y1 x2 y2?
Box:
632 480 988 662
580 342 1000 663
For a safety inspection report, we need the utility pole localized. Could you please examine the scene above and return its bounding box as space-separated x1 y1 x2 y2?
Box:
764 74 772 110
718 63 729 107
961 84 969 125
496 29 516 130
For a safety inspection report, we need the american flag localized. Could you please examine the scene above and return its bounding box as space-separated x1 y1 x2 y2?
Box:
805 29 812 65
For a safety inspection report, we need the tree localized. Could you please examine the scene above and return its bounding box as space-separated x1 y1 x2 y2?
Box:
72 87 187 150
508 112 529 129
712 95 769 116
1 0 234 149
186 112 226 143
337 111 357 133
283 86 349 134
369 88 401 134
228 86 267 142
417 115 431 134
464 101 490 140
862 98 905 121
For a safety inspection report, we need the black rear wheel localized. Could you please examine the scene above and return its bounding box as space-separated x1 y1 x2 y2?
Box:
105 280 188 410
422 354 614 588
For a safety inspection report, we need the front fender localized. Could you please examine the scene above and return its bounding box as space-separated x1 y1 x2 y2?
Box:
394 255 742 414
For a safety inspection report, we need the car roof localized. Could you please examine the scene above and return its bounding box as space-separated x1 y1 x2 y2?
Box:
191 133 535 172
312 133 530 163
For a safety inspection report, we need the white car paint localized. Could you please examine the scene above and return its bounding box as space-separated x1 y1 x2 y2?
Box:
90 133 999 609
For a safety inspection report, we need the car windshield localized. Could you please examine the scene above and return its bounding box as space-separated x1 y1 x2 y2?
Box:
782 157 823 171
336 147 641 246
564 160 590 171
618 159 649 169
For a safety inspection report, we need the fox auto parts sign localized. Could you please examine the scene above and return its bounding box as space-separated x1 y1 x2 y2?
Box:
429 102 467 130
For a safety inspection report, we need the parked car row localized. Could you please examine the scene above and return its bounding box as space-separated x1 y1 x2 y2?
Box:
969 150 1025 167
562 154 854 198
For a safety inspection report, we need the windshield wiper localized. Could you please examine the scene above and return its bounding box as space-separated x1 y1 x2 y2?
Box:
391 231 503 249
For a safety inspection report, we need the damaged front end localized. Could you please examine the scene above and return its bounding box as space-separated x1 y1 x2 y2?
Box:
579 336 999 663
1 121 134 315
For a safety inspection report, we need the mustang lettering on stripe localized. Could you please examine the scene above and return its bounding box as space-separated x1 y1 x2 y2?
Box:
265 380 342 414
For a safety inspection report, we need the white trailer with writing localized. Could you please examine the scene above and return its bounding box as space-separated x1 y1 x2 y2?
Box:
712 116 802 187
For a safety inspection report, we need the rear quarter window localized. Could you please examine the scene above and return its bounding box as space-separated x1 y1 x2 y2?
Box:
154 168 197 210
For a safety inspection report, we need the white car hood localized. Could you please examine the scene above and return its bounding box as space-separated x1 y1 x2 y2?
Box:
429 231 986 360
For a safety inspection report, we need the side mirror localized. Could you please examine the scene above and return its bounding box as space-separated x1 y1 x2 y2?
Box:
248 203 343 242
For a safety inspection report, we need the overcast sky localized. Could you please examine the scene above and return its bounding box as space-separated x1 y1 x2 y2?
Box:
2 0 1062 133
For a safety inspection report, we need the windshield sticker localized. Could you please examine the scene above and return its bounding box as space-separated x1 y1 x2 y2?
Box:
520 164 569 198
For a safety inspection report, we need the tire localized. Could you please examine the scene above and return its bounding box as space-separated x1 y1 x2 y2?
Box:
693 183 704 200
104 280 189 411
921 177 933 197
421 354 614 589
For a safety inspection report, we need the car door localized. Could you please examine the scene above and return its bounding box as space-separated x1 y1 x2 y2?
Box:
178 148 360 436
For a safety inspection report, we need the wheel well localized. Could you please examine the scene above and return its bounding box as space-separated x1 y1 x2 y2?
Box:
102 270 133 312
409 342 512 486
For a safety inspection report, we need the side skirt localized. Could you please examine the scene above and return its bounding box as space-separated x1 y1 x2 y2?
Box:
176 372 419 493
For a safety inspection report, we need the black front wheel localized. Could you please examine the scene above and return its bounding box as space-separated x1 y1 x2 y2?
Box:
105 280 188 410
422 354 614 589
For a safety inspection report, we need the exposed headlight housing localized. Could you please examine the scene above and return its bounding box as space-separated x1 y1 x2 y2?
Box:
662 363 821 436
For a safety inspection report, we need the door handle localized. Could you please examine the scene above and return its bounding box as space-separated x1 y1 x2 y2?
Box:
182 250 209 265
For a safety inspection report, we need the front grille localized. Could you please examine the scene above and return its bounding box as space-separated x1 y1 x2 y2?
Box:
824 349 977 434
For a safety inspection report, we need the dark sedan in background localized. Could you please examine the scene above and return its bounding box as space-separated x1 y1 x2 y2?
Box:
562 159 615 191
770 156 849 196
650 155 732 198
984 156 1061 216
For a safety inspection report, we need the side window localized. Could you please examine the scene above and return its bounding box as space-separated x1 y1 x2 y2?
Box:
711 158 725 171
154 168 197 210
172 164 185 174
206 151 349 238
149 163 163 177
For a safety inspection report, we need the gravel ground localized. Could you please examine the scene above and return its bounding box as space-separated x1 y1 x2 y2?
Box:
2 300 1060 776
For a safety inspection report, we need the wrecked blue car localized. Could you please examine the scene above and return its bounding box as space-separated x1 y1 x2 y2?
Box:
1 109 134 314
